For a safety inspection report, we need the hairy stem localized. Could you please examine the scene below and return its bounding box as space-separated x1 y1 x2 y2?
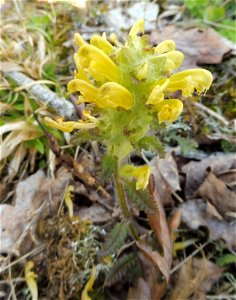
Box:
114 172 139 240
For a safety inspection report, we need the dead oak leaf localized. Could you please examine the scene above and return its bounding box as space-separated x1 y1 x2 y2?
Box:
180 199 236 250
196 171 236 220
182 153 235 198
150 26 232 69
169 258 224 300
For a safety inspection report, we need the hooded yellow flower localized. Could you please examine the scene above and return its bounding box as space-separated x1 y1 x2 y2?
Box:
119 164 150 190
96 82 134 110
156 99 183 123
155 40 176 54
146 79 170 105
78 45 121 82
167 69 213 96
44 116 97 132
67 79 98 103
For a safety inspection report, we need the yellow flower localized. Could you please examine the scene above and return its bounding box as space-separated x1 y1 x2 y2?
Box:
156 99 183 123
78 45 121 82
67 79 98 103
146 79 170 105
74 33 87 47
44 116 97 132
119 164 150 190
155 40 176 54
73 54 90 82
25 261 38 300
135 61 148 81
128 18 144 42
167 69 213 96
96 82 134 110
90 35 114 55
160 51 184 73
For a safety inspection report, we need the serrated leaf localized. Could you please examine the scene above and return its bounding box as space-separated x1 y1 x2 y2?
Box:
100 222 129 256
105 253 138 286
138 136 164 156
125 181 155 213
101 154 117 181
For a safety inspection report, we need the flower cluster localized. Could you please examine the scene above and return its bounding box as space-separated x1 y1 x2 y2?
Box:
45 19 213 190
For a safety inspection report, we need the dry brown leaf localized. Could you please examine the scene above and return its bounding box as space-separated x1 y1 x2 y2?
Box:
0 167 71 255
182 154 236 197
137 170 173 282
150 26 232 69
127 278 151 300
196 171 236 220
77 203 112 224
169 258 224 300
180 199 236 250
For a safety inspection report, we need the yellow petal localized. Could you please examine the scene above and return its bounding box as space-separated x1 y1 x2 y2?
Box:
168 69 213 96
73 54 90 82
44 117 97 132
25 261 38 300
146 78 170 105
74 33 86 47
81 266 96 300
161 51 184 73
157 99 183 123
119 164 150 190
155 40 176 54
109 32 121 46
135 61 148 81
64 185 74 219
128 19 144 41
78 45 121 82
96 82 134 110
90 35 113 55
67 79 98 102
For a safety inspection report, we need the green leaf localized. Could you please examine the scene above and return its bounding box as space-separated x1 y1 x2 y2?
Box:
138 136 164 157
105 253 139 286
125 181 156 213
100 222 129 256
101 154 117 181
34 139 45 154
216 254 236 266
204 5 225 21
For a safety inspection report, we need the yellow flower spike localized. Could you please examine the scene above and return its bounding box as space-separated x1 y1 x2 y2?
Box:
119 164 151 190
74 33 87 48
167 69 213 96
155 39 176 54
157 99 183 123
81 266 97 300
90 35 114 55
96 82 134 110
67 79 98 102
146 78 170 105
44 116 97 133
25 261 38 300
161 51 184 72
78 45 121 82
128 18 144 42
73 54 90 83
136 61 148 81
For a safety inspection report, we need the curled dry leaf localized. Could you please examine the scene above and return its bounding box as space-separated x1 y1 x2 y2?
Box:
180 199 236 250
169 258 225 300
182 153 236 198
0 167 71 255
196 171 236 220
150 26 232 69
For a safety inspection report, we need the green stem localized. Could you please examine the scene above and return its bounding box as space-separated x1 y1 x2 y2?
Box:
114 172 139 240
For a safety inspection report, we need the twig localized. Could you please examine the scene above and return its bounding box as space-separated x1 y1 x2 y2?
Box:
170 241 209 274
193 102 229 126
4 71 77 120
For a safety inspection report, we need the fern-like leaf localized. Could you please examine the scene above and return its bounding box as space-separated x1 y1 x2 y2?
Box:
125 182 155 213
100 222 129 257
101 154 117 182
138 136 164 157
104 253 139 286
